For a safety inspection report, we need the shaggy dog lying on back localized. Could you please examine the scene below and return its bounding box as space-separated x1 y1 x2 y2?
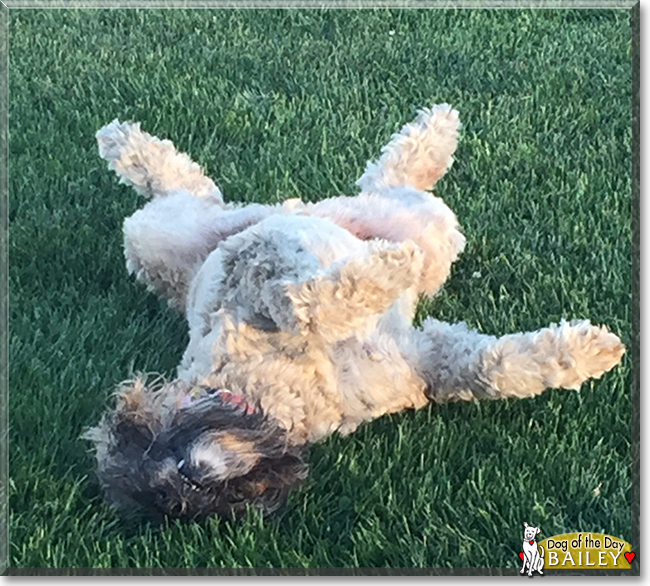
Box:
86 105 625 521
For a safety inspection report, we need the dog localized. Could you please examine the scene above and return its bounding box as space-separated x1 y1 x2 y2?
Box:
84 104 625 521
521 522 544 576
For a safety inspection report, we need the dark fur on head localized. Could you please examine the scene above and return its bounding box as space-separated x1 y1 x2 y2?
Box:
84 379 308 522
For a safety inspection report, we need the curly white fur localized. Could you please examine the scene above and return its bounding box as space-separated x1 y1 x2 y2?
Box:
97 119 225 202
96 105 625 446
356 104 460 193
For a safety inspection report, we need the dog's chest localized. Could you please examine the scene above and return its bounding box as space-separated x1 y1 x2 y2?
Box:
523 540 538 553
200 324 344 443
331 333 428 428
201 322 426 443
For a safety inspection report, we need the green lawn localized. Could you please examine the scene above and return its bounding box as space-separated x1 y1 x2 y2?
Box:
8 8 633 570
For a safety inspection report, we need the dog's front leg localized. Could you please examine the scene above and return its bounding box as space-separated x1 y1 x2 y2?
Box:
520 553 529 575
528 551 538 576
287 241 423 344
414 318 625 403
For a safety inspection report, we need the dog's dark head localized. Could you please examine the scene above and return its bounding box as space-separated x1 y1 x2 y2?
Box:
84 378 308 522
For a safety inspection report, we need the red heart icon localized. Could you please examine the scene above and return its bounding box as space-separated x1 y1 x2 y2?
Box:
519 552 524 561
529 540 534 545
624 552 635 564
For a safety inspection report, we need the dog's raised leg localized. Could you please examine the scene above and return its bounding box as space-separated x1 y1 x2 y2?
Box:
309 103 463 297
356 104 460 193
97 119 224 202
415 318 625 402
97 120 274 308
286 241 424 344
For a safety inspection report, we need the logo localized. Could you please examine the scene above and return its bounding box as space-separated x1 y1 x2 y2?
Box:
519 522 545 576
518 524 635 573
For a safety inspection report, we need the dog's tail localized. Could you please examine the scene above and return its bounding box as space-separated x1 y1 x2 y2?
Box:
96 120 225 203
356 104 460 194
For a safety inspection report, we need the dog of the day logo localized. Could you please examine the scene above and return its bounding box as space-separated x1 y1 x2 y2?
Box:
518 523 635 574
519 522 545 576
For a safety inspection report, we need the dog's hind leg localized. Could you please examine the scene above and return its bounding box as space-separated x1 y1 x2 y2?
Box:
97 119 224 203
414 319 625 403
123 192 272 308
356 104 460 193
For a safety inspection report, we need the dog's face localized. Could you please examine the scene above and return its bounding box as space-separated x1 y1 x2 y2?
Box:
84 379 308 521
523 522 540 542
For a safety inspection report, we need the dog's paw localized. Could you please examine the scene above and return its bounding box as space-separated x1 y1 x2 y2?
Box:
96 119 137 161
553 320 626 390
367 240 424 289
377 239 423 265
422 103 460 131
572 320 626 377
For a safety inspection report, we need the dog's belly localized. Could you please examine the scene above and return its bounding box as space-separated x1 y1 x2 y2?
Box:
331 329 428 435
241 213 369 268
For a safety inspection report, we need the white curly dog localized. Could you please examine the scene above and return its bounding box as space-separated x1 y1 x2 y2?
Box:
86 104 625 521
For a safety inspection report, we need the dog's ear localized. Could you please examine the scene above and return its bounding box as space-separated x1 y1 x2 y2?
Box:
224 420 310 516
222 445 309 516
536 527 540 535
169 400 310 518
523 522 529 528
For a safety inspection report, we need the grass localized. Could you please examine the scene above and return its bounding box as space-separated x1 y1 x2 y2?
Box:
8 8 633 570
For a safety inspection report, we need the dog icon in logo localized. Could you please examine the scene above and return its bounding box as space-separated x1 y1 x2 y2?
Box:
520 522 544 576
